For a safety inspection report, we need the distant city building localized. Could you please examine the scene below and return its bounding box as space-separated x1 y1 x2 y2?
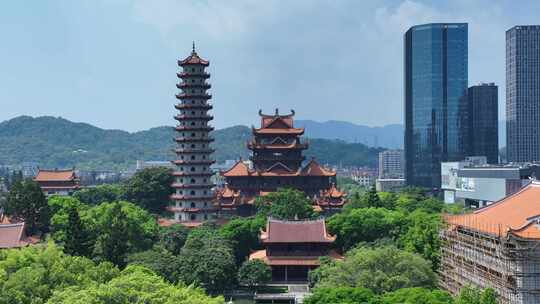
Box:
249 218 342 282
376 178 405 192
217 110 345 216
506 26 540 163
441 157 539 207
170 46 217 223
352 172 375 187
404 23 468 189
441 181 540 303
378 150 404 179
136 160 174 171
467 83 499 164
33 168 80 196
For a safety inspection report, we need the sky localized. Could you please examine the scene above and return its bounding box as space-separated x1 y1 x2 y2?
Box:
1 0 540 132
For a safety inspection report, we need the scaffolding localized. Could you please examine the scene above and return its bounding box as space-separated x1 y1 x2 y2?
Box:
440 216 540 304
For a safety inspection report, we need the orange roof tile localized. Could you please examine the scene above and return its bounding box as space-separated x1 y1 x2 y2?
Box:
253 128 304 135
178 49 209 66
221 161 251 177
445 181 540 239
260 218 336 243
0 222 38 249
34 169 78 182
249 249 342 266
301 159 336 177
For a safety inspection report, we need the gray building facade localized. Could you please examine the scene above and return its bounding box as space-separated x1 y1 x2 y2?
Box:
467 83 499 164
506 26 540 163
404 23 469 189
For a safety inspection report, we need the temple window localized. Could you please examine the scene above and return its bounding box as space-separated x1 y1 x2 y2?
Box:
190 191 195 195
190 167 195 172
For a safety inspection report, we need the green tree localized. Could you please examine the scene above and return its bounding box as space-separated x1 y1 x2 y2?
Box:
327 207 405 250
62 205 92 257
0 243 119 304
127 248 179 282
380 287 453 304
87 201 159 267
219 216 265 264
255 188 315 220
310 246 436 294
159 224 190 255
399 211 441 269
73 184 123 205
177 226 237 292
454 286 498 304
122 167 173 214
237 260 271 289
304 287 377 304
4 179 50 234
365 185 382 208
47 265 223 304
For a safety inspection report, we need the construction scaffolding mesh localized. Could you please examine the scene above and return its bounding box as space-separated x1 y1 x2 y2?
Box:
440 215 540 304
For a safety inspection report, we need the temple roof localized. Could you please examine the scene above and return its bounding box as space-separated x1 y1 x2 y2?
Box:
321 184 344 198
221 158 335 177
0 222 38 249
445 181 540 239
249 249 343 266
221 160 251 177
300 159 336 177
178 43 209 66
34 168 78 182
258 109 296 129
260 218 336 243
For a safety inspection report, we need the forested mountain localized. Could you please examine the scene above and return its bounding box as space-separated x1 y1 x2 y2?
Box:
0 116 383 170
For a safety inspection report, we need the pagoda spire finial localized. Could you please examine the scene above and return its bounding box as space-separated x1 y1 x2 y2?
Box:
192 41 196 54
275 108 279 116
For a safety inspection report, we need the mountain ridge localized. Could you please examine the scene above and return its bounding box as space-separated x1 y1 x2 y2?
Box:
0 116 384 170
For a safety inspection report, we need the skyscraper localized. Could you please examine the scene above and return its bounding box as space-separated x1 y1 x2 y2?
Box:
404 23 468 189
467 83 499 164
506 26 540 163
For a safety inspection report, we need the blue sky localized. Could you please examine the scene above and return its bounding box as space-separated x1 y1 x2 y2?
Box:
1 0 539 131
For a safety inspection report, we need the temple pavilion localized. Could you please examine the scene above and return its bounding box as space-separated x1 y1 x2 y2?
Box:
217 109 345 216
249 218 342 282
33 168 80 196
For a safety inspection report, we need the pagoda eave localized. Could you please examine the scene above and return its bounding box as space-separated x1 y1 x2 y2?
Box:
174 115 213 121
172 160 216 165
174 125 214 131
247 143 309 150
177 72 210 79
172 172 214 177
175 104 213 110
176 83 211 89
174 137 214 143
175 93 212 100
170 194 216 201
171 183 215 189
174 148 215 154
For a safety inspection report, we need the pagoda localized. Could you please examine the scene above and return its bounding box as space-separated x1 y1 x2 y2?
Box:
217 109 345 216
169 44 216 223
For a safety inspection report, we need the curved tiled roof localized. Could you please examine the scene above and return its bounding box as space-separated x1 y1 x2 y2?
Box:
445 181 540 239
34 169 78 182
260 218 336 243
221 160 251 177
300 159 336 177
178 48 209 66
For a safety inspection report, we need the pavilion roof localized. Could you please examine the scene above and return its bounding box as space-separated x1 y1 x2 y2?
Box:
249 249 343 266
260 218 336 243
0 222 34 249
34 168 78 182
445 181 540 239
178 46 209 66
300 159 336 177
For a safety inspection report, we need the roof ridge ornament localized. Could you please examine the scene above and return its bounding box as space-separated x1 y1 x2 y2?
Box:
192 41 196 55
